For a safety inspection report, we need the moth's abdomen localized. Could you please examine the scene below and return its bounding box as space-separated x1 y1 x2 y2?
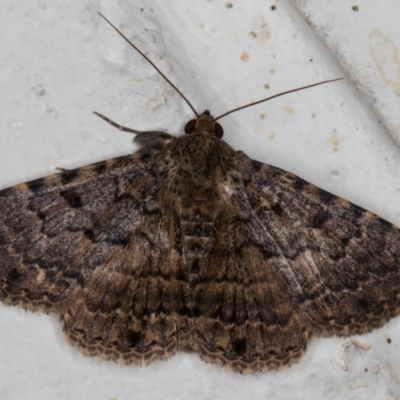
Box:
169 134 236 279
180 207 216 278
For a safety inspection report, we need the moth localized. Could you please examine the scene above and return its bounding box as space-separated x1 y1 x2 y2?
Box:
1 13 399 374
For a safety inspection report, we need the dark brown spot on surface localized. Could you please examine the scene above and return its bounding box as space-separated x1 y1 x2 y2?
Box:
241 52 249 62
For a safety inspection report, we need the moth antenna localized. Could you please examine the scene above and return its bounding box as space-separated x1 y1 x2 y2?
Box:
214 77 344 121
98 12 198 117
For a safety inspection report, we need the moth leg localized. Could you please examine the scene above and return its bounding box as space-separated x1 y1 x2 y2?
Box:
93 111 142 134
55 167 69 172
93 111 174 150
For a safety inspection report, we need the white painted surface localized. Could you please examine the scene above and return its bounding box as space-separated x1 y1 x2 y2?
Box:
0 1 400 399
294 0 400 145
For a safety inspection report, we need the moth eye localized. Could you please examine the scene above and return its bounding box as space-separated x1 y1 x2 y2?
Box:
215 123 224 138
184 119 196 134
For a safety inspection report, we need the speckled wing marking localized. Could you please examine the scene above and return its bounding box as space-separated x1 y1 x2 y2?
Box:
238 159 400 337
192 195 309 373
0 140 192 365
191 152 400 373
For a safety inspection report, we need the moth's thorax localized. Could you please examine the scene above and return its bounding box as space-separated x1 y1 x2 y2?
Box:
169 133 237 200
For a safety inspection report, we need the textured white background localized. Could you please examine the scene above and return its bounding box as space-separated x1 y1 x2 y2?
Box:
1 1 400 399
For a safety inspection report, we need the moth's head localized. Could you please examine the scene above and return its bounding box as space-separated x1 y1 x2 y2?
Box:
184 110 224 138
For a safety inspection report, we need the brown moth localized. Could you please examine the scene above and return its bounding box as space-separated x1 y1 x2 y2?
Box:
0 14 399 374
